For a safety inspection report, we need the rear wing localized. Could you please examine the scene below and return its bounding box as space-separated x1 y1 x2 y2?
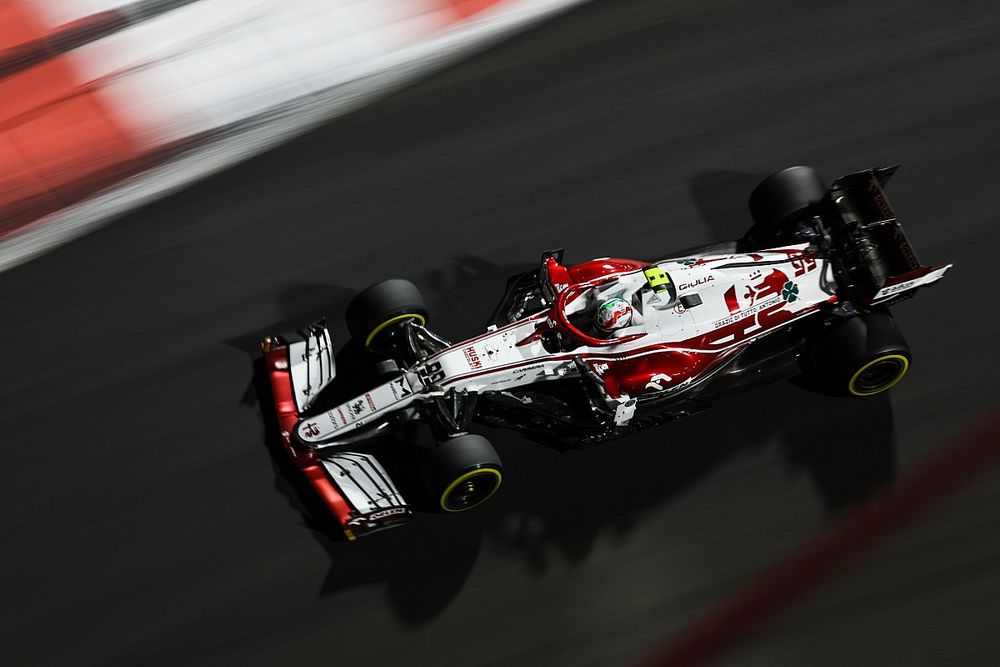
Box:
825 166 951 302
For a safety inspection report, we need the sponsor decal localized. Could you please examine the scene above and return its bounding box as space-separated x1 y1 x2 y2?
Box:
868 179 894 219
336 407 348 426
743 268 788 306
593 362 610 375
349 399 366 417
879 279 917 296
302 422 321 437
678 275 714 291
510 363 547 383
713 295 781 329
346 506 409 527
463 346 483 370
389 377 412 400
781 281 800 303
368 507 408 521
645 373 673 391
673 301 686 315
365 393 377 411
790 252 817 277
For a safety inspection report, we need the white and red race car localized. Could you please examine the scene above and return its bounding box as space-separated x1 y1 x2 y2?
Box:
261 166 950 539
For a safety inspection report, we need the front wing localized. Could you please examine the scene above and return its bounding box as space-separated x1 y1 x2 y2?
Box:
262 324 413 540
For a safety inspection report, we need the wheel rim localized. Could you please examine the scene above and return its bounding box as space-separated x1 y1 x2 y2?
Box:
849 354 909 396
364 313 426 350
440 468 502 512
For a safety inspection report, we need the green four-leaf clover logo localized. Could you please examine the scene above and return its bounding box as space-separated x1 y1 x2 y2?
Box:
782 281 799 302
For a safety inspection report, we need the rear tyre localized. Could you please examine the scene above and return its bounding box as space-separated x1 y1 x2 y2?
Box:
812 311 911 396
424 434 503 512
747 166 827 246
345 279 429 353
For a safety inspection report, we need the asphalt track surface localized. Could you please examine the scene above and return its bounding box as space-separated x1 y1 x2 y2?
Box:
3 1 1000 664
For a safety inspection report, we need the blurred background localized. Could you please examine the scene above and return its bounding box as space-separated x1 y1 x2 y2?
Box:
2 0 999 664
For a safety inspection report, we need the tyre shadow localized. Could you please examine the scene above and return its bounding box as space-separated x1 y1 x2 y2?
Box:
235 250 895 625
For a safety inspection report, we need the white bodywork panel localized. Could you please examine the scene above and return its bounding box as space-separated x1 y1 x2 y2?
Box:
319 452 407 513
285 325 336 413
296 244 837 445
297 373 424 445
870 264 952 303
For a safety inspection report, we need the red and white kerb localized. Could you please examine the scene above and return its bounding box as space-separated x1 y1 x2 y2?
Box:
0 0 510 238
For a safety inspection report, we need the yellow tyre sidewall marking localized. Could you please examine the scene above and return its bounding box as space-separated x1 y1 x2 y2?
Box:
440 467 502 512
849 354 910 396
364 313 426 350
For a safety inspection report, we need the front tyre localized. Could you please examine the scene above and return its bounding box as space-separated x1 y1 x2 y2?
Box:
813 312 911 397
345 279 429 353
424 434 503 512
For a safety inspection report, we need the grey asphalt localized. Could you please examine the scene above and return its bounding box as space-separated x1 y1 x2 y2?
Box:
3 0 1000 664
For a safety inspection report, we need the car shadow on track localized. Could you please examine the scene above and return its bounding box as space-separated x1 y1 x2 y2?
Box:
234 252 896 626
480 384 896 570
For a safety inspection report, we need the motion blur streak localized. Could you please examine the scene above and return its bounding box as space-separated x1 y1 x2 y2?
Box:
643 409 1000 667
0 0 585 271
0 1 199 79
1 0 998 664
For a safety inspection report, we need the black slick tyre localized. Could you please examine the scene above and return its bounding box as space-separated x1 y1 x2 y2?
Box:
424 434 503 512
747 166 827 245
814 311 911 397
345 279 429 353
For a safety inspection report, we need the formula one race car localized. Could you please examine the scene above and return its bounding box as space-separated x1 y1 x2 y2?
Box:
261 165 950 539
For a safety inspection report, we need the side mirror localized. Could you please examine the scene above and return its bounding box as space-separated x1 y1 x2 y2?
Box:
539 249 569 302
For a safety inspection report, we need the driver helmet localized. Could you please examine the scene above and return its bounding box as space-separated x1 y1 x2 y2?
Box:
595 297 633 332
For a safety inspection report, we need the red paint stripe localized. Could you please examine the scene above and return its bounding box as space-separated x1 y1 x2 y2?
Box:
642 409 1000 667
879 266 934 287
265 346 355 538
303 464 354 528
723 285 739 314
